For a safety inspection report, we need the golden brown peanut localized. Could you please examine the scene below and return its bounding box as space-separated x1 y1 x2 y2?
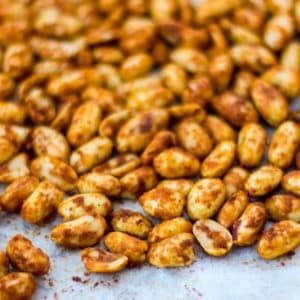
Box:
139 187 186 220
266 0 293 13
21 181 64 224
104 232 148 265
245 165 283 196
223 166 249 198
1 176 39 212
58 193 112 221
268 121 300 169
93 46 124 64
0 153 30 183
3 43 33 78
231 45 276 73
233 71 255 98
281 42 300 71
32 126 70 161
257 220 300 260
263 14 294 51
207 23 228 55
96 64 121 89
81 248 128 273
34 60 72 76
168 103 206 122
265 195 300 222
237 123 267 168
262 66 300 98
148 217 192 244
296 150 300 169
201 141 236 178
0 124 30 148
147 233 195 268
150 0 177 21
296 0 300 31
0 251 8 277
6 234 50 275
70 137 113 174
203 115 236 143
232 202 266 246
141 130 176 165
211 92 259 127
282 171 300 197
51 215 107 249
157 179 193 197
0 272 36 300
162 63 187 95
67 101 102 147
217 190 249 228
0 137 16 164
170 47 208 74
120 166 158 199
0 73 14 98
176 120 213 159
251 79 288 127
187 178 226 220
116 109 169 153
111 209 152 239
153 147 200 179
31 156 77 192
193 219 233 256
0 101 26 125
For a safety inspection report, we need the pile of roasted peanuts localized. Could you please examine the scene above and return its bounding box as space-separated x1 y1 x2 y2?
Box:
0 0 300 298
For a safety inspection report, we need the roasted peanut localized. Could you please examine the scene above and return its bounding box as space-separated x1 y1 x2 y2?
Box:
58 193 112 221
81 248 128 273
76 173 121 197
282 171 300 197
237 123 267 168
232 202 266 246
187 179 226 220
111 209 152 239
233 70 255 98
0 137 16 164
139 187 186 220
0 251 8 277
51 215 107 249
162 63 187 95
0 73 14 98
157 179 193 197
281 42 300 71
147 233 195 268
104 232 148 265
201 141 236 178
257 220 300 260
7 234 50 275
0 124 30 148
193 219 233 256
268 121 300 169
150 0 177 21
168 103 206 122
93 46 124 64
0 101 26 125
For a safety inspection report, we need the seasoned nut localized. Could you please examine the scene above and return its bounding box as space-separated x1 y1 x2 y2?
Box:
0 124 30 148
21 181 64 224
0 272 36 300
81 248 128 273
58 193 112 221
217 190 249 228
31 156 78 192
150 0 177 21
162 63 187 95
201 141 236 178
0 73 15 98
193 219 233 256
93 154 140 177
268 121 300 169
70 137 113 174
1 176 39 212
211 92 259 127
51 215 107 249
203 115 236 143
187 179 226 220
265 195 300 222
0 153 30 183
139 187 186 220
0 101 26 125
176 120 213 158
7 234 50 275
154 147 200 179
148 217 192 244
120 166 158 199
0 251 8 277
116 109 169 153
281 42 300 71
76 173 121 196
223 166 249 198
232 202 266 246
141 130 176 165
168 103 206 122
67 101 102 147
104 232 148 265
93 46 124 64
266 0 294 13
282 171 300 197
157 179 193 197
233 70 255 98
257 220 300 260
32 126 70 161
147 233 195 268
0 137 16 164
251 79 288 127
111 209 152 238
237 123 267 168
